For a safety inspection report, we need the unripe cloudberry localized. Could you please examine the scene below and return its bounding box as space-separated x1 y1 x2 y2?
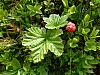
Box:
66 22 76 32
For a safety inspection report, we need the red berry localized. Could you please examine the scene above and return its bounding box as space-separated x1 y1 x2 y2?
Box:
66 22 76 32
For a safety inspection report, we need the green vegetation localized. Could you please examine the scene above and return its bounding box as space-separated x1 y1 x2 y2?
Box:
0 0 100 75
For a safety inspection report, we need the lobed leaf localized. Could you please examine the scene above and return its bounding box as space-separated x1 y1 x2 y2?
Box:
22 27 63 63
43 14 68 29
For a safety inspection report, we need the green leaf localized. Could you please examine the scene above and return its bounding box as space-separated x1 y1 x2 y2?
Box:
84 36 88 41
71 43 78 48
90 2 94 6
22 71 28 75
83 14 90 27
84 39 96 51
97 8 100 16
72 36 79 43
85 55 94 60
84 14 90 23
37 66 48 75
97 42 100 50
27 4 42 16
73 58 79 62
17 69 28 75
27 5 34 10
68 5 77 14
84 69 94 73
0 32 3 37
30 70 36 75
79 0 83 2
82 28 90 34
11 58 21 70
83 60 93 68
18 70 21 75
22 27 63 63
88 59 99 64
95 0 100 3
64 70 71 75
83 63 93 68
0 70 17 75
68 39 78 48
78 70 83 75
47 29 63 39
62 0 69 8
22 27 46 46
43 14 68 29
78 25 83 32
0 9 8 20
23 62 30 71
48 37 64 55
90 27 99 38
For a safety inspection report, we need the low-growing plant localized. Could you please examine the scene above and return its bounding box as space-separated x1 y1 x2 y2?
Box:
0 0 100 75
